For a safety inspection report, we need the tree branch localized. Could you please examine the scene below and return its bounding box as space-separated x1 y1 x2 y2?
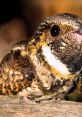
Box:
0 96 81 117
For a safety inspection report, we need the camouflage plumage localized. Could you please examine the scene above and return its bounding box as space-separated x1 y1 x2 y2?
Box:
0 13 82 101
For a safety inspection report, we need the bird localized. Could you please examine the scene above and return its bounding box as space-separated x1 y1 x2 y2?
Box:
0 13 82 101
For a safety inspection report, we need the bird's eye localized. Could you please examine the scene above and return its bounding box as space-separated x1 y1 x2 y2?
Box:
50 25 60 37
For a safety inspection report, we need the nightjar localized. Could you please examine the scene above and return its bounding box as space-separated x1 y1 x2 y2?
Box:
0 13 82 101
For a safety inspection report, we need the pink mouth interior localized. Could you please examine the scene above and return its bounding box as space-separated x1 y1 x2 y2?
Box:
74 32 82 43
79 28 82 35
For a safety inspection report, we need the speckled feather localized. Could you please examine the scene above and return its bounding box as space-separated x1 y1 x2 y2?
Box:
0 13 82 101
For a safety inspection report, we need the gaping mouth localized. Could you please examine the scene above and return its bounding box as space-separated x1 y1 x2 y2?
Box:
74 28 82 43
77 28 82 35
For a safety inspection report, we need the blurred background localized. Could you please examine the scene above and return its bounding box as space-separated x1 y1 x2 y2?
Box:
0 0 82 61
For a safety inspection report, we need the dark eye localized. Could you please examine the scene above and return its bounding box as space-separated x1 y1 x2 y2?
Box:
50 25 60 37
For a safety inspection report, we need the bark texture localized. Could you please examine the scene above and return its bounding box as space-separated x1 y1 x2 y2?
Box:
0 96 82 117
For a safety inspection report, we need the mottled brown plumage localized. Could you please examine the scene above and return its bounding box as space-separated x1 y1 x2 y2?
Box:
0 13 82 101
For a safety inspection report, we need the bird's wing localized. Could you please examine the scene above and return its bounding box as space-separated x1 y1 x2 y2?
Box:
0 42 35 95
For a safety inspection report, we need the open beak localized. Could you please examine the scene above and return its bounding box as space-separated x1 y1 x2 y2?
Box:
74 28 82 43
78 28 82 35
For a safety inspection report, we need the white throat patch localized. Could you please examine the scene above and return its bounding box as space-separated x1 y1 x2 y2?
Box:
42 45 69 75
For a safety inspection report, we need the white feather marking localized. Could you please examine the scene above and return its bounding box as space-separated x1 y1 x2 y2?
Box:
13 47 21 50
13 46 25 51
42 45 69 75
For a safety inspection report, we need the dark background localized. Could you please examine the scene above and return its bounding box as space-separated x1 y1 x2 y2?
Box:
0 0 82 61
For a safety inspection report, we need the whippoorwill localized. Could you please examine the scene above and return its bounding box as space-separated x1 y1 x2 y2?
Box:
0 13 82 101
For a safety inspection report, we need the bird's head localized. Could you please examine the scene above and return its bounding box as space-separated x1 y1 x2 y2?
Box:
34 13 82 74
34 13 82 42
